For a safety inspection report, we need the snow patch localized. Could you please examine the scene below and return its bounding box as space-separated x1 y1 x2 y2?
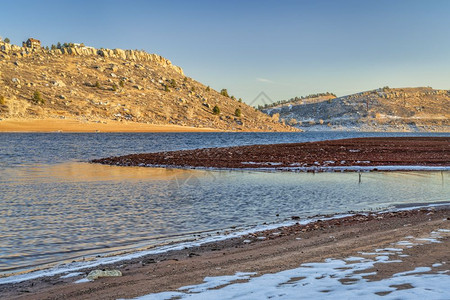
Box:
60 272 84 279
74 278 91 284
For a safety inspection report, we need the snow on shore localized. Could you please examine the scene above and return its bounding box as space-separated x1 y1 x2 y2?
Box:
131 229 450 300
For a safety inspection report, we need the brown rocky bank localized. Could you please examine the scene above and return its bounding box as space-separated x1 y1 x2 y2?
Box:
0 41 295 132
91 137 450 170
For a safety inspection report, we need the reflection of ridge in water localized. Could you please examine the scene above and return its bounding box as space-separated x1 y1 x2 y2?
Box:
1 162 215 183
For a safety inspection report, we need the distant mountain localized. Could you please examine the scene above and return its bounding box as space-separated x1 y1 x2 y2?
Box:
0 41 295 131
260 87 450 132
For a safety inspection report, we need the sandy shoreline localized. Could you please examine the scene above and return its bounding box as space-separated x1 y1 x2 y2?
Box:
92 137 450 170
1 206 448 299
0 118 222 133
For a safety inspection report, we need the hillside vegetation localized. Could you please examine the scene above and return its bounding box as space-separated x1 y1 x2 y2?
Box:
261 87 449 131
258 92 336 109
0 41 294 131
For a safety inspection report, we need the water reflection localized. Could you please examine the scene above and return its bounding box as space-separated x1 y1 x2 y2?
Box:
1 162 448 274
1 163 215 183
1 130 449 275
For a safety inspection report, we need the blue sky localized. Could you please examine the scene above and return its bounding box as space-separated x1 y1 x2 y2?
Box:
2 0 450 105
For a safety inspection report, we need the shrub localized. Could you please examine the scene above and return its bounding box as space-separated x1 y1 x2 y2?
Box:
170 79 177 88
191 86 196 92
220 89 229 97
164 85 170 92
238 98 242 103
57 42 62 49
112 84 118 91
51 44 56 50
212 105 220 115
33 91 45 104
234 108 241 117
119 80 125 87
95 81 101 88
206 86 210 92
4 37 10 44
0 95 5 105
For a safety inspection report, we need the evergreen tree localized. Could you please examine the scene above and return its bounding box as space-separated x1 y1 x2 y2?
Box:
220 89 229 97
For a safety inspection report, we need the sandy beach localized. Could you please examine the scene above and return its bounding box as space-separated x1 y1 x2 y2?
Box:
92 137 450 170
0 118 221 133
1 206 448 299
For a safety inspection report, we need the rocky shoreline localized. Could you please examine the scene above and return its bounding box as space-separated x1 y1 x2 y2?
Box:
91 137 450 171
1 206 448 299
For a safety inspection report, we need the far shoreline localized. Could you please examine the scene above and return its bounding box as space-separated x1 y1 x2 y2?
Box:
0 118 224 133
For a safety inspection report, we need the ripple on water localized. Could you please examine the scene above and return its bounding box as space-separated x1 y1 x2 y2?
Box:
0 132 449 274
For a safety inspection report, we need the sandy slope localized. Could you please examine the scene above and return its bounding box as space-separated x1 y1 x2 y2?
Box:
0 118 221 133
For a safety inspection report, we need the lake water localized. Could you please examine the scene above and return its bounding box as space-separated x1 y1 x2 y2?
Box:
0 132 449 275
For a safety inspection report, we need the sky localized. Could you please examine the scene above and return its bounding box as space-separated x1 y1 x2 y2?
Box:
2 0 450 106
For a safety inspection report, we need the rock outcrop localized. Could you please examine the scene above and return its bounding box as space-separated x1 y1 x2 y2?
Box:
0 42 183 75
261 87 450 132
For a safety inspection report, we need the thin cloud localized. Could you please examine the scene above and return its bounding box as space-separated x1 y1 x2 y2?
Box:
256 77 274 84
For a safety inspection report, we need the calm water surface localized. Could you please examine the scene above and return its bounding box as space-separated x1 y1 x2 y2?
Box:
0 132 449 274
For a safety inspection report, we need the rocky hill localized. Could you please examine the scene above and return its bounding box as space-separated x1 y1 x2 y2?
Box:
261 87 450 132
0 41 295 131
258 92 337 109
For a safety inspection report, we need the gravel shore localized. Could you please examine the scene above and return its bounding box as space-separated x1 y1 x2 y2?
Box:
91 137 450 171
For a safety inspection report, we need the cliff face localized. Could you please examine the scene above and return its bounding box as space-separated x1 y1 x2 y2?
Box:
0 42 295 132
0 42 184 75
261 87 450 132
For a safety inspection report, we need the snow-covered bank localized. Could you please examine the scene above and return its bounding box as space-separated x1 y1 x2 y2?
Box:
115 163 450 173
236 165 450 172
131 229 450 300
